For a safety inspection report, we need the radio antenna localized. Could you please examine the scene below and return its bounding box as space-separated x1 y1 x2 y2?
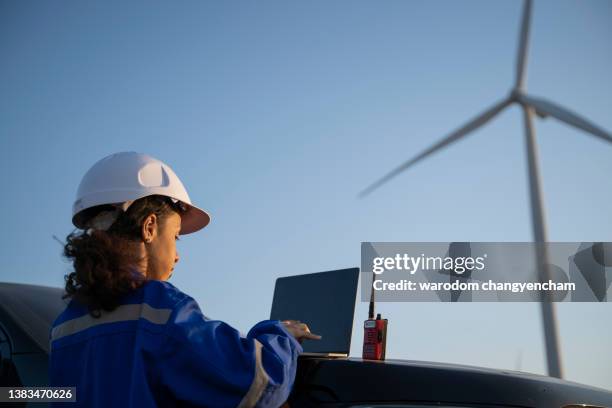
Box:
368 271 375 319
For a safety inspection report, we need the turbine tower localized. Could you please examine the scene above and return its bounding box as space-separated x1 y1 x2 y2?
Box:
359 0 612 379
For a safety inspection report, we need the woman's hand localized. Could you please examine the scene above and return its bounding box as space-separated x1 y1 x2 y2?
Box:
281 320 322 344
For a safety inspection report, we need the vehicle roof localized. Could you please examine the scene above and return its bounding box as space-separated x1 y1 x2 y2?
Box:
2 282 612 407
293 357 612 407
0 282 67 353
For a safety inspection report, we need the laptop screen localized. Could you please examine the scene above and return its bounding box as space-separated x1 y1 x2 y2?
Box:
269 267 359 354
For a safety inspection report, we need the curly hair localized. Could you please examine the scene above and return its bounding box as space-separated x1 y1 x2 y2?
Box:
63 195 185 317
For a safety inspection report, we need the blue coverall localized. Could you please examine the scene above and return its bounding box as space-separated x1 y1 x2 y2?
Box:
49 280 303 407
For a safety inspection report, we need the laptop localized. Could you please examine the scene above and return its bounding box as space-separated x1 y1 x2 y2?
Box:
270 267 359 357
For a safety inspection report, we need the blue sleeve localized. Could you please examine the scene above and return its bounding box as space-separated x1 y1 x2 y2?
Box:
158 296 303 408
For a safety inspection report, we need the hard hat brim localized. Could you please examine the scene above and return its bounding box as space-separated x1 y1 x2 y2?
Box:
179 203 211 235
73 197 211 235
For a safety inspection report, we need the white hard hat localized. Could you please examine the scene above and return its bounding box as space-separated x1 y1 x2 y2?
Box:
72 152 211 235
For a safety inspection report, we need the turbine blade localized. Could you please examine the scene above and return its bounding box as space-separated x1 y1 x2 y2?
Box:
359 98 511 197
519 94 612 144
515 0 533 89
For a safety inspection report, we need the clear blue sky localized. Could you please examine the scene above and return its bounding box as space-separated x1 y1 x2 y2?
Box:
1 0 611 390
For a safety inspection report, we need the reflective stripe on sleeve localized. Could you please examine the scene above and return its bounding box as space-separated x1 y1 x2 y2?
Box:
51 303 172 342
237 339 270 408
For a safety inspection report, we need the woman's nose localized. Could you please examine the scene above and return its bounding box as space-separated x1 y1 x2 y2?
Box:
175 251 180 264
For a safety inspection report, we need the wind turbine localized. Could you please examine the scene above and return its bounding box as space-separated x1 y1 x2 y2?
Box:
359 0 612 379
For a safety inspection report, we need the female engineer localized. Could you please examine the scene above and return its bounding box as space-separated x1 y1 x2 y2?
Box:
49 151 320 407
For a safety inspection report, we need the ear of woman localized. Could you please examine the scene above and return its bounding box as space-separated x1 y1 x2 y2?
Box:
142 214 158 244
